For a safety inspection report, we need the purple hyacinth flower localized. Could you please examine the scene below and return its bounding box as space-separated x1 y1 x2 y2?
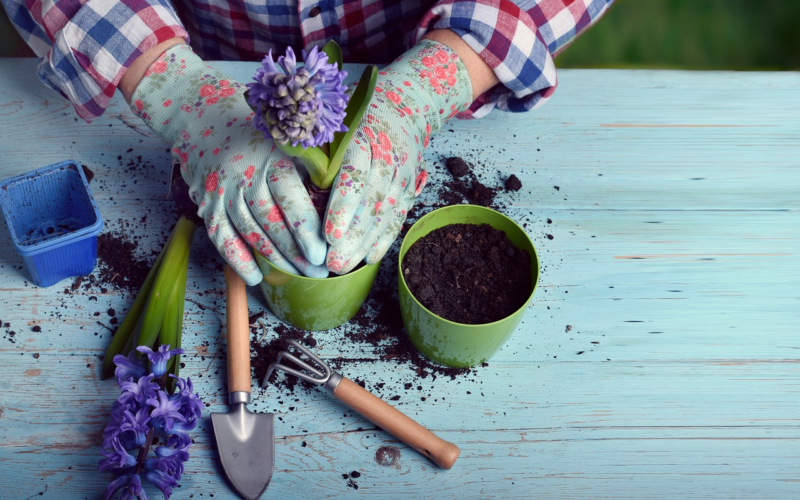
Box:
170 376 203 421
246 44 349 148
119 408 152 446
105 473 147 500
136 345 184 377
145 468 179 499
119 374 160 406
101 345 204 499
99 437 138 471
147 390 187 431
114 351 146 385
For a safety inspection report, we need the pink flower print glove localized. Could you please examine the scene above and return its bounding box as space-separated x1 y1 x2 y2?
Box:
130 45 328 285
324 41 472 274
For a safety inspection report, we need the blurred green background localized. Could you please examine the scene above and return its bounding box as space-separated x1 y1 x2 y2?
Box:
2 0 799 70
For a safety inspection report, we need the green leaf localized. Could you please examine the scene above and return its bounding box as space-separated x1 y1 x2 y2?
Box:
137 217 197 350
322 65 379 189
321 40 343 72
163 248 189 393
277 142 331 187
101 226 181 379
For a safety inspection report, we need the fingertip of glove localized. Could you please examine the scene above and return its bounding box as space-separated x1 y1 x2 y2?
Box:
305 244 327 266
303 263 330 279
364 252 381 265
296 236 327 266
243 270 264 287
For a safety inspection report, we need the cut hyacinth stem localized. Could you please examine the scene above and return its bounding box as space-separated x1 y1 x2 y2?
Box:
101 228 178 379
165 251 189 393
136 216 197 352
322 65 379 189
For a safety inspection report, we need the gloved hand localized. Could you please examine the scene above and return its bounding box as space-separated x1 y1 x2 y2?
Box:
324 40 473 274
130 44 328 285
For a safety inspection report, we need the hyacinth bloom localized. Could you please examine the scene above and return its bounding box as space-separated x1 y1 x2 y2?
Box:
247 45 349 149
245 41 378 190
99 346 203 500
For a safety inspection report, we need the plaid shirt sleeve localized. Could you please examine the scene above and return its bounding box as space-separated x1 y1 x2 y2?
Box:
413 0 614 118
1 0 187 122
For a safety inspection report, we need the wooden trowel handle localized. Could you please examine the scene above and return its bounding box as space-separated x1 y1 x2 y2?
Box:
224 265 251 395
333 377 460 469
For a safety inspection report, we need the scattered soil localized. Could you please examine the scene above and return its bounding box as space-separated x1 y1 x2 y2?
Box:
445 157 469 177
250 324 319 393
505 174 522 192
250 257 481 397
95 232 155 292
440 157 499 207
402 223 532 324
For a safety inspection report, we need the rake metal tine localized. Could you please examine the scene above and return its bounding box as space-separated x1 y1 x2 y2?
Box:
264 362 320 387
261 340 331 388
277 351 327 378
285 340 331 373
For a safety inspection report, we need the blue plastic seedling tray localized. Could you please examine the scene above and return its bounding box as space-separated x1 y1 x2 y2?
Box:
0 160 103 287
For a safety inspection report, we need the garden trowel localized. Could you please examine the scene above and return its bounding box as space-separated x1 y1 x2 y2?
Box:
212 266 274 500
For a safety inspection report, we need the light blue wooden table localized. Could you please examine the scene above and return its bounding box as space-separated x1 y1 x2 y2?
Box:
1 59 798 499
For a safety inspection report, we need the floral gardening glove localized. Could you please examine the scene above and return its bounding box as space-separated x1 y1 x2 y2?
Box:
324 41 472 274
130 45 328 285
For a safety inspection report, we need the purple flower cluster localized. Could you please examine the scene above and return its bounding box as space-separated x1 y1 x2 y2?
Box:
99 345 203 500
246 45 349 148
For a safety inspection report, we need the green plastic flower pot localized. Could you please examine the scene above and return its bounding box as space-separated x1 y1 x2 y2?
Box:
398 205 539 368
256 252 380 331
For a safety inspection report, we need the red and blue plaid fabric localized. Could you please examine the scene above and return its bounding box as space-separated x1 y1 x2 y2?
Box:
2 0 612 121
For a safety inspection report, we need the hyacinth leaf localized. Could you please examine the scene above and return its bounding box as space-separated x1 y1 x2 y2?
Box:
277 141 331 187
321 64 379 189
321 40 343 72
137 216 197 350
101 228 178 379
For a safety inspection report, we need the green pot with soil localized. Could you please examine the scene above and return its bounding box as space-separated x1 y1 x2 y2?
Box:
256 252 380 331
398 205 539 368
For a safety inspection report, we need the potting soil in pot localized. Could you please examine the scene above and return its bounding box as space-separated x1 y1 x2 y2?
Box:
402 223 532 325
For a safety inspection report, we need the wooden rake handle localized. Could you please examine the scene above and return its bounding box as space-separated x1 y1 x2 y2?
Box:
224 265 251 395
333 377 461 469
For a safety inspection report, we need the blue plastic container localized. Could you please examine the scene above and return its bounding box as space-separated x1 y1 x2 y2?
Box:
0 160 103 287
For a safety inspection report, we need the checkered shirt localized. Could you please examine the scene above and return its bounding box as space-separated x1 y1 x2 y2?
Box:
2 0 613 121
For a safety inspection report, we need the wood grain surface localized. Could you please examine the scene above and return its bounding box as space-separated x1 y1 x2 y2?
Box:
0 59 798 499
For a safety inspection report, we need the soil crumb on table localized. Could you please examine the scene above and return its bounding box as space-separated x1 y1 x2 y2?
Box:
402 223 532 324
505 174 522 192
440 157 499 207
445 157 470 177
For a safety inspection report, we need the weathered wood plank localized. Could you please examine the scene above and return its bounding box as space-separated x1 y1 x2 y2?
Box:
1 59 798 499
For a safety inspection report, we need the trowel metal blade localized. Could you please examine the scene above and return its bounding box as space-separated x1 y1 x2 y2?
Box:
211 405 275 500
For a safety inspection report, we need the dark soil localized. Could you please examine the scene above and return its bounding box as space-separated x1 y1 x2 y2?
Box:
505 174 522 192
439 157 499 207
96 232 156 292
81 164 95 183
170 172 202 225
304 178 332 220
445 157 469 177
402 223 532 324
250 324 319 393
